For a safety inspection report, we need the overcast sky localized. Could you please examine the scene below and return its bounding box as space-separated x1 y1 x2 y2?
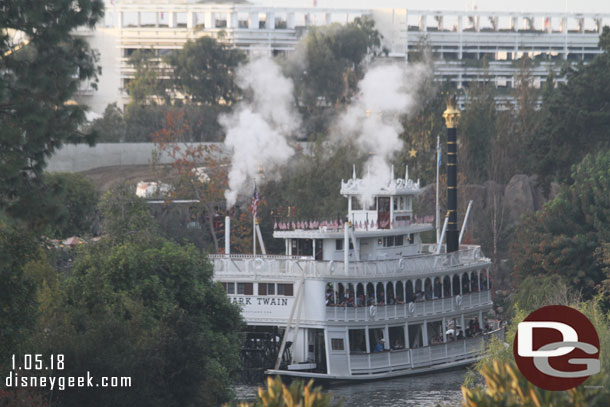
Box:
250 0 610 14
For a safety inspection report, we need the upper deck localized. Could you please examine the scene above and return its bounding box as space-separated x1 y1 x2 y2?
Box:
210 244 488 281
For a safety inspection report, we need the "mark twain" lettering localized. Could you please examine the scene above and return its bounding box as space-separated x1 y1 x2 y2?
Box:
231 297 289 306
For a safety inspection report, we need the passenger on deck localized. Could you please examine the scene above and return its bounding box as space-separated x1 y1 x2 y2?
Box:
373 339 385 352
356 294 364 307
473 317 480 335
483 317 490 332
346 296 355 307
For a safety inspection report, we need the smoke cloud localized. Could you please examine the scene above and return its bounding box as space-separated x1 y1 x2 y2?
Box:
333 63 431 206
221 57 301 207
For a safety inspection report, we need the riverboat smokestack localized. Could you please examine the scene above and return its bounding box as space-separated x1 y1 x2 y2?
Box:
443 96 461 253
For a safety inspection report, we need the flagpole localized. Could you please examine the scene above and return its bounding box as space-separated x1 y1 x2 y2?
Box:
436 135 441 245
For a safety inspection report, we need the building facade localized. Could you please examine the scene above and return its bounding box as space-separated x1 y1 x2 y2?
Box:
75 1 610 114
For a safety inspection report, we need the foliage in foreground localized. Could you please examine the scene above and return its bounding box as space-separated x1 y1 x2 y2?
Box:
230 376 338 407
462 359 609 407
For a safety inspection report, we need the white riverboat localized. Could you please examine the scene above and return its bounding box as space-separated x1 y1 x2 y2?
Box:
211 165 503 381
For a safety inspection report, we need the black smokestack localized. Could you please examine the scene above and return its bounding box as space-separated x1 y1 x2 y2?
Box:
443 96 460 253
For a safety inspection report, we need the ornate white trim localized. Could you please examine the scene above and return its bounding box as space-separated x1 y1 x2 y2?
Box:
340 177 421 196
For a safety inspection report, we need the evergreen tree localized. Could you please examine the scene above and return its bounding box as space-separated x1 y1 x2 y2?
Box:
167 36 246 105
0 0 104 223
528 27 610 187
511 149 610 298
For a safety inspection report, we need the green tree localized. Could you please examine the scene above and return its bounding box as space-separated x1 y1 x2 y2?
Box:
528 27 610 186
0 222 38 367
126 49 167 107
0 0 104 222
32 237 243 407
285 16 381 111
511 149 610 298
42 172 99 238
98 182 156 243
167 36 246 105
459 78 496 183
89 103 127 142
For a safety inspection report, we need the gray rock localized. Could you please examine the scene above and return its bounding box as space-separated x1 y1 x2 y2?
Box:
504 174 536 227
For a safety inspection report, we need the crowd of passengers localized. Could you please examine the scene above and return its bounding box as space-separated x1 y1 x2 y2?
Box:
325 279 488 307
366 317 493 354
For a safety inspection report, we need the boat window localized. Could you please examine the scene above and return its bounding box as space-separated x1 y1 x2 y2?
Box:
369 328 385 352
383 236 395 247
331 338 344 351
258 283 275 296
408 323 424 348
393 198 398 210
337 239 353 250
237 283 253 295
462 273 471 294
352 197 362 210
399 197 406 210
480 269 489 291
427 320 444 345
221 282 235 294
443 276 451 297
395 235 404 246
277 283 293 296
395 281 404 303
348 329 366 353
378 197 390 229
367 197 377 211
408 233 415 244
424 278 433 300
315 239 323 260
389 326 405 350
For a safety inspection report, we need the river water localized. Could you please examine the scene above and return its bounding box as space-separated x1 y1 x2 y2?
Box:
234 368 466 406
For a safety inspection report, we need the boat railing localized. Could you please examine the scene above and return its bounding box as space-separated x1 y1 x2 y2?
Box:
348 328 504 375
326 290 492 322
209 246 487 278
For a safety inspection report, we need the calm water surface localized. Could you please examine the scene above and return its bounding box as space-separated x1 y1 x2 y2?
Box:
235 368 466 407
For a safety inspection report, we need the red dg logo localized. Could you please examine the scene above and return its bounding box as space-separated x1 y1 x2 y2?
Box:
513 305 600 391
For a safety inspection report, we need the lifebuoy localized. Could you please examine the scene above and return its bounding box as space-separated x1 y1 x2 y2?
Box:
369 305 377 317
253 257 265 270
398 258 406 270
328 261 336 274
408 302 415 313
455 295 462 307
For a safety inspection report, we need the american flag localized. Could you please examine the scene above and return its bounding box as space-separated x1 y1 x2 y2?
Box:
250 183 259 219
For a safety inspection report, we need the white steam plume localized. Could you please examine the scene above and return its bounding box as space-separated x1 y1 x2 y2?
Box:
334 63 431 206
221 57 301 207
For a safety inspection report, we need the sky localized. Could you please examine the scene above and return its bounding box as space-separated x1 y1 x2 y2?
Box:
249 0 610 14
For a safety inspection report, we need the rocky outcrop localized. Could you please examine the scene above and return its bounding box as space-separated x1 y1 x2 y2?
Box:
504 174 536 227
415 174 556 239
